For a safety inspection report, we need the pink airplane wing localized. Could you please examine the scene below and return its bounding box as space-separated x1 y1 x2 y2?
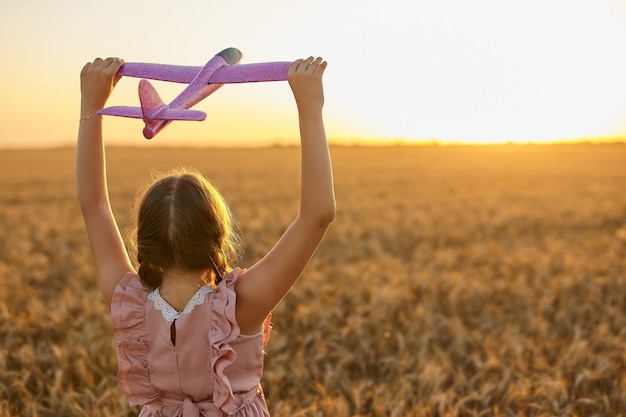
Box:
209 62 291 84
116 61 290 84
97 106 205 121
117 63 202 83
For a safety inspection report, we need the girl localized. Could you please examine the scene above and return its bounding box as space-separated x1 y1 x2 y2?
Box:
76 56 334 416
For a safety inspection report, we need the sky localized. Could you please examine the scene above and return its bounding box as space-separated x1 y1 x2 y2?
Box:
1 0 625 148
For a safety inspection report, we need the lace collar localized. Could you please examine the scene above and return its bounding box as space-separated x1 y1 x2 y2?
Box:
148 285 214 322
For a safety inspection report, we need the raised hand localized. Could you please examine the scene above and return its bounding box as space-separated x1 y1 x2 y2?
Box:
288 56 327 112
80 57 125 116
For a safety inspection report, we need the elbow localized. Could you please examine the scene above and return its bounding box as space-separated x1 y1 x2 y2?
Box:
75 182 90 208
323 204 336 226
76 191 88 209
300 203 335 230
76 191 106 211
316 203 336 229
76 192 94 210
76 182 107 209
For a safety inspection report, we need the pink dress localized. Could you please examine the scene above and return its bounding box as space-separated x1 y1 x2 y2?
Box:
111 269 271 417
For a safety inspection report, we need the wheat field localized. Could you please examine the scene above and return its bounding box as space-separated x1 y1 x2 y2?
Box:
0 144 625 416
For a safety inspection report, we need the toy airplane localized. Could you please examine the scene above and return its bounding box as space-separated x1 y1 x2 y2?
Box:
97 47 290 139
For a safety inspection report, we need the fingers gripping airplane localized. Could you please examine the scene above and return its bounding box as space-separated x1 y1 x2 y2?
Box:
97 47 291 139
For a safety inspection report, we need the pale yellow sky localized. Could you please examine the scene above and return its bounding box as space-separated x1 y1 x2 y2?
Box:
1 0 625 147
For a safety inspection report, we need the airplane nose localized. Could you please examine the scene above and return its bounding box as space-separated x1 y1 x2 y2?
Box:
143 126 155 139
217 47 242 65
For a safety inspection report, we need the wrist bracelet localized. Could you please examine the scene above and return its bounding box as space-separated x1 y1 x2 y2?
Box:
79 114 102 122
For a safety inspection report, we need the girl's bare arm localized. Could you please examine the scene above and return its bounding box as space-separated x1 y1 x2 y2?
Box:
76 58 134 307
236 57 335 334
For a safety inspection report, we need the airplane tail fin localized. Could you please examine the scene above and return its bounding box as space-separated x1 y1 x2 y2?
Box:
139 79 166 119
138 79 206 139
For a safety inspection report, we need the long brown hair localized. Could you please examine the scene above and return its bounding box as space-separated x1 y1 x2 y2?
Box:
129 168 242 289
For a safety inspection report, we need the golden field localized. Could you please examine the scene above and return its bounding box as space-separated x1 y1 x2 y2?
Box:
0 144 625 416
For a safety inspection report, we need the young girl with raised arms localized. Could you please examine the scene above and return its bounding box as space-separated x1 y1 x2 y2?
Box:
76 55 334 416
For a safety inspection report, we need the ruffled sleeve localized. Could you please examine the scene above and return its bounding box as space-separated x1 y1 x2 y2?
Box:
110 272 159 406
210 270 241 414
210 269 271 415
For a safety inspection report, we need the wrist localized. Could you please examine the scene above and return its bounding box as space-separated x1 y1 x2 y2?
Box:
80 107 103 122
297 103 323 116
298 109 324 124
79 113 102 122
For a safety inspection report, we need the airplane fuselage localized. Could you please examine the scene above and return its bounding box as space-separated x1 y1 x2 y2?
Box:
143 48 243 139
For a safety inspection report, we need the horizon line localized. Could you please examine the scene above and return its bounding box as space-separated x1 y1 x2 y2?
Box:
1 136 625 151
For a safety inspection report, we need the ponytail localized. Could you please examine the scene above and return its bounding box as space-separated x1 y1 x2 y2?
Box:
137 256 164 289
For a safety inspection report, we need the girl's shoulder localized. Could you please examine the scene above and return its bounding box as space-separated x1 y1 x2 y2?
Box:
110 272 150 328
117 271 146 289
113 272 150 300
216 268 243 289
